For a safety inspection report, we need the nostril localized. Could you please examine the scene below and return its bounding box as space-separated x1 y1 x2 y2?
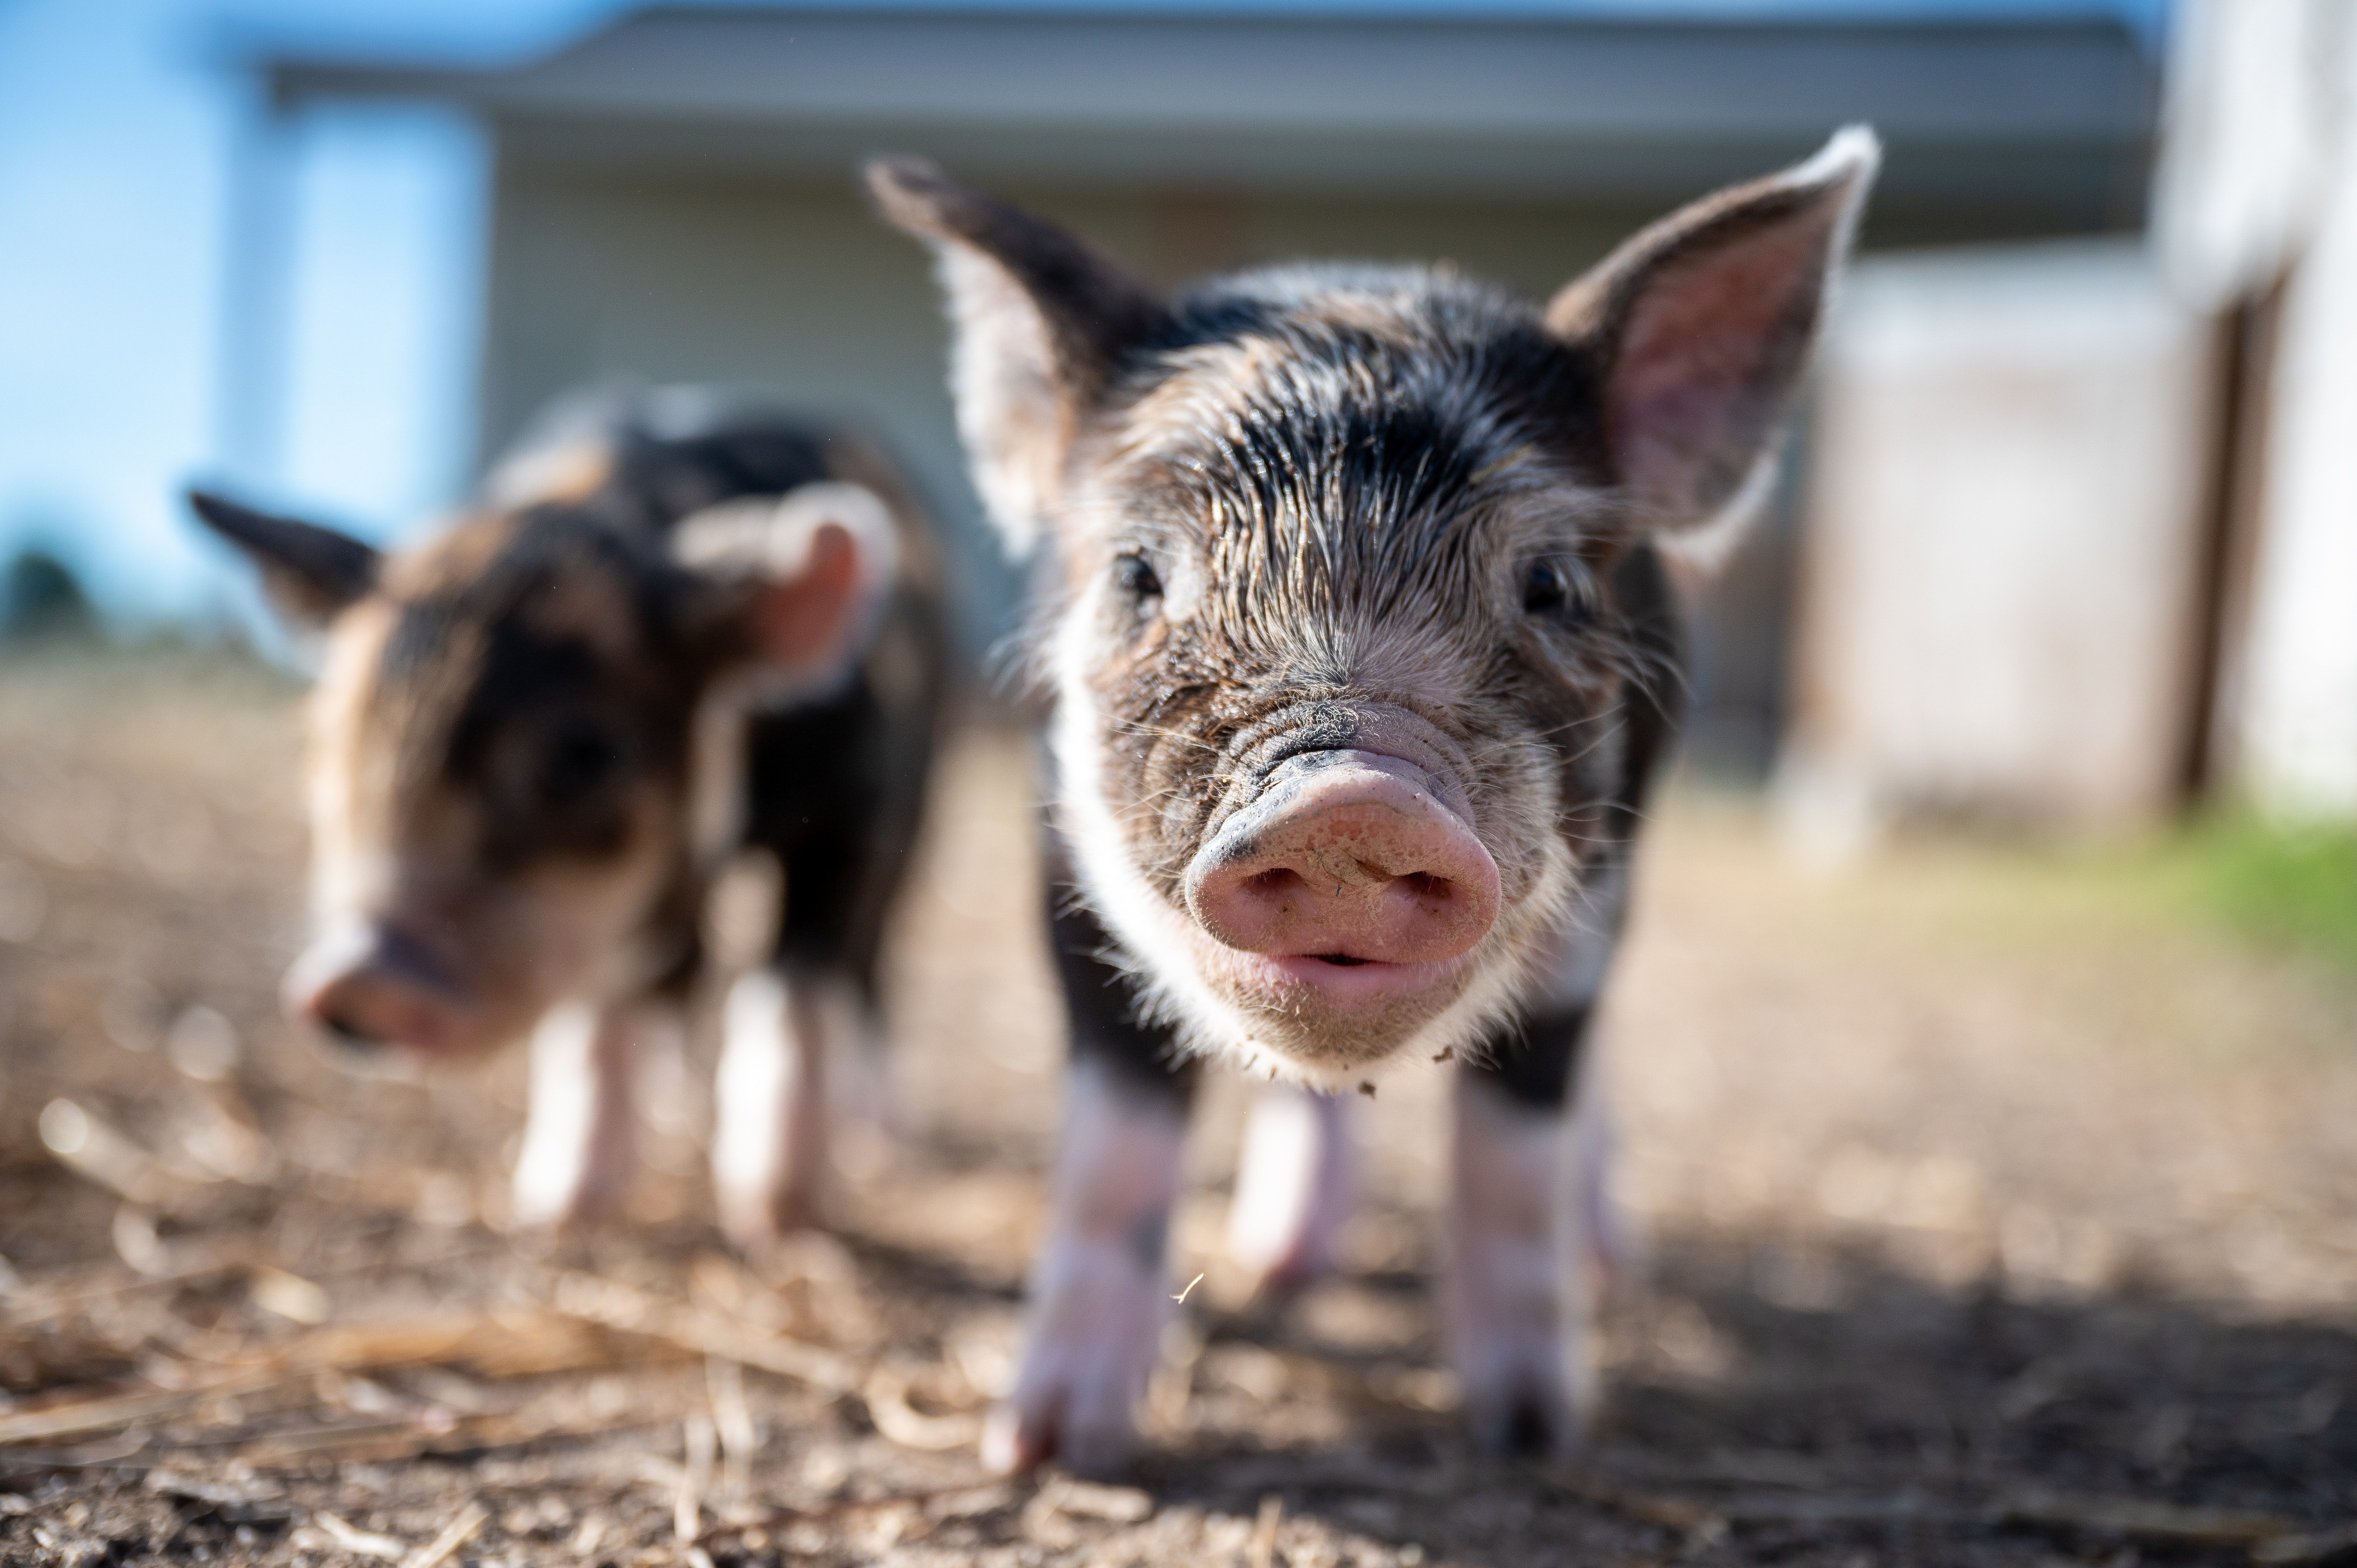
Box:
1245 869 1303 898
318 1009 383 1051
1400 872 1449 901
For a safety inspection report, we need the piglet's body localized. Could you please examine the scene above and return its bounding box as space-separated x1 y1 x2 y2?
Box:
874 130 1876 1471
190 393 947 1243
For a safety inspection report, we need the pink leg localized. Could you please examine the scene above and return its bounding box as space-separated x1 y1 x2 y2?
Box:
984 1060 1186 1477
1226 1083 1355 1292
510 1000 659 1230
1570 1034 1636 1286
1445 1073 1594 1457
712 969 835 1247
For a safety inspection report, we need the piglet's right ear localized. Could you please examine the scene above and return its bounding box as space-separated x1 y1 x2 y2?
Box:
864 157 1161 554
186 489 382 627
675 482 898 703
1547 126 1879 533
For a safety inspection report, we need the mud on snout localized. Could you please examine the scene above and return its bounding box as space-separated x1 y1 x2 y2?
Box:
1118 698 1564 1084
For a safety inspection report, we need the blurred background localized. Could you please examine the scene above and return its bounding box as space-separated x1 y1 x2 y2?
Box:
3 5 2355 1556
6 0 2353 844
11 0 2356 822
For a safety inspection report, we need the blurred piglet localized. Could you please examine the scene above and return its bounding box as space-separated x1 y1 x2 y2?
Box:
872 128 1876 1470
187 392 947 1245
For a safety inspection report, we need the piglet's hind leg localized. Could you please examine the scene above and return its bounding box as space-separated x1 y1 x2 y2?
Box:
1226 1083 1355 1293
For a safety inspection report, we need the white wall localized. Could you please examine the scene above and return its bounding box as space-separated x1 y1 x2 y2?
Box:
2232 16 2357 817
1785 241 2215 849
277 105 489 541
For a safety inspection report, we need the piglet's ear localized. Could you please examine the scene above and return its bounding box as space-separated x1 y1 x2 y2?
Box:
1548 126 1879 531
864 156 1162 554
675 482 898 700
186 488 382 627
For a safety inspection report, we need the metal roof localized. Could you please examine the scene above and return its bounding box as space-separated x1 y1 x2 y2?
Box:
266 5 2157 206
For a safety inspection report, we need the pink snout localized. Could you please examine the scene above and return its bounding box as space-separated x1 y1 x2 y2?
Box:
1184 750 1501 965
283 921 473 1057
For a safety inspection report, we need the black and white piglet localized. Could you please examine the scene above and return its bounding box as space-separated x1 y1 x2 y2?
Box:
871 129 1877 1471
188 391 947 1245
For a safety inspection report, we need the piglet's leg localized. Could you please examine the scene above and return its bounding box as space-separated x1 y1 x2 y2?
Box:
511 999 661 1230
1226 1083 1355 1293
1442 865 1635 1446
712 967 835 1248
985 1057 1187 1478
1569 1029 1633 1285
1445 1069 1594 1457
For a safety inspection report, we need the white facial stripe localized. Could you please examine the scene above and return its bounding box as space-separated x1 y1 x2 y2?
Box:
1049 661 1267 1067
305 608 394 925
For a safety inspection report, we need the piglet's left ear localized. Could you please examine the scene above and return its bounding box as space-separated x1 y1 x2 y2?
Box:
675 482 898 699
1549 125 1879 531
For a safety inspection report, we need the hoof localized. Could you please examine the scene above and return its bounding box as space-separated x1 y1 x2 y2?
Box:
988 1234 1167 1476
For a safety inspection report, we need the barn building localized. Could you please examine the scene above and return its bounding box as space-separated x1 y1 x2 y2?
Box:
252 4 2164 791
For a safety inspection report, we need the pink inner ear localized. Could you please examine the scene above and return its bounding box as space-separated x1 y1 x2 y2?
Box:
753 523 863 673
1610 215 1832 519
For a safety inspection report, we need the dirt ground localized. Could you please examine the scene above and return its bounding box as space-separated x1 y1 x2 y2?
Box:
0 644 2353 1568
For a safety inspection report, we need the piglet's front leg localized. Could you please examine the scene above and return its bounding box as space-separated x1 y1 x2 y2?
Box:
1444 1072 1596 1458
511 999 666 1231
985 1059 1186 1477
712 968 836 1248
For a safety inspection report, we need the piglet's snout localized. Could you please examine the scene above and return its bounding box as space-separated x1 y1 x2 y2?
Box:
283 922 470 1055
1185 751 1500 965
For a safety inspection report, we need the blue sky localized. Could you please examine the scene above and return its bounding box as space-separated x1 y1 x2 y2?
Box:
0 0 612 629
0 0 2167 630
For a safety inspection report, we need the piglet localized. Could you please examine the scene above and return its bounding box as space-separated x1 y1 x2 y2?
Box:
870 129 1876 1471
188 390 947 1244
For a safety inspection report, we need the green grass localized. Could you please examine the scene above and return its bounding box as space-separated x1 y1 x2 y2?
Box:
2163 814 2357 972
1890 805 2357 989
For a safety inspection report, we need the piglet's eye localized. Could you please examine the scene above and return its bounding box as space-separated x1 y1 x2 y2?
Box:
540 720 625 806
1113 552 1163 602
1523 558 1596 630
1523 560 1571 614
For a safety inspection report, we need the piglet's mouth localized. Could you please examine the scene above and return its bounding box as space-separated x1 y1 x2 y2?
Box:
1218 947 1479 1009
